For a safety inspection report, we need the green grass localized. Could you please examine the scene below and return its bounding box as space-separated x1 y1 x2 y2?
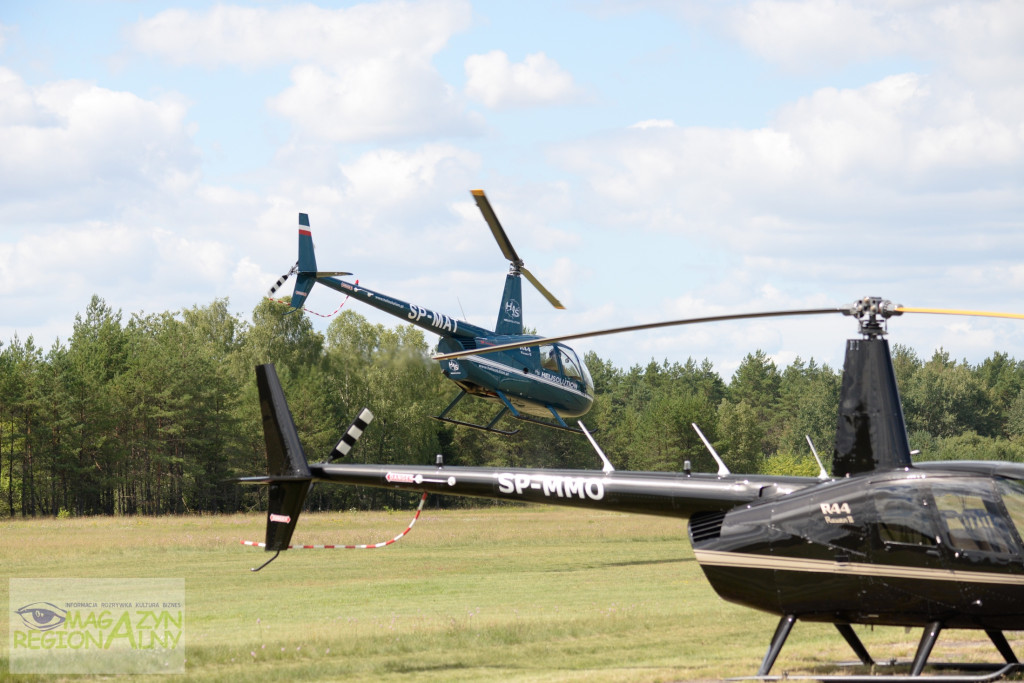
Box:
2 505 1022 681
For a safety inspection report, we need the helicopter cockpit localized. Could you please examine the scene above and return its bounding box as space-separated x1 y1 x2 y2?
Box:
539 343 594 396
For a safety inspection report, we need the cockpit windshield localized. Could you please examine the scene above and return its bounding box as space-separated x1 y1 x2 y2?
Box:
556 344 594 396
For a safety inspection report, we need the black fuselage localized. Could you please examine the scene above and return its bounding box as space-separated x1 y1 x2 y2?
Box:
691 462 1024 630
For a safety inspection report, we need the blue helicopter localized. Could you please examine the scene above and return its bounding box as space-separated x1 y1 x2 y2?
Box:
269 190 594 435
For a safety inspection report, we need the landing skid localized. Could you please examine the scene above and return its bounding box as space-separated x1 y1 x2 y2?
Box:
433 391 519 435
433 389 592 435
735 662 1023 681
508 411 592 434
432 414 520 436
737 615 1024 681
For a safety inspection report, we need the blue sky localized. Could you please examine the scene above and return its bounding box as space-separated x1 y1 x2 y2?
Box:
2 1 1024 378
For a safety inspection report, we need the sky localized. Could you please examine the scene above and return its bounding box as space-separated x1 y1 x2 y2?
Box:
2 0 1024 379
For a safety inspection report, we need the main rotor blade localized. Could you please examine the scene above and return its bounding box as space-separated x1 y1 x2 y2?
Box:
521 266 565 310
472 189 520 265
897 306 1024 321
434 307 842 360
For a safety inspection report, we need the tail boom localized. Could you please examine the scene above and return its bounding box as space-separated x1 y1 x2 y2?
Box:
285 213 490 338
309 462 815 519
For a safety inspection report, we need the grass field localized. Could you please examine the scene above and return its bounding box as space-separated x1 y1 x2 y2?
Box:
3 503 1023 681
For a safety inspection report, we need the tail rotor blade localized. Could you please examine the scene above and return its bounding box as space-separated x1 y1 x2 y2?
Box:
268 263 298 298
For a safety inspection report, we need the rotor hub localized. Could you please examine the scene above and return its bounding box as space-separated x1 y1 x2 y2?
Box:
842 296 902 338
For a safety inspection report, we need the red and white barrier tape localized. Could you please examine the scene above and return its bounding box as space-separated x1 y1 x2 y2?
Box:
265 295 350 318
241 492 427 549
266 280 356 318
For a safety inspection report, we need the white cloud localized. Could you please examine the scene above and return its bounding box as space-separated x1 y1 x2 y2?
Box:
240 142 484 283
777 74 1024 185
727 0 902 68
724 0 1024 82
0 67 200 221
128 0 477 143
153 228 233 283
268 60 477 143
465 50 583 109
339 144 481 206
0 65 268 344
630 119 676 130
553 72 1024 243
126 0 471 67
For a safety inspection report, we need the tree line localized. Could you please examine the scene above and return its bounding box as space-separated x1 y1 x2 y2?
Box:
4 294 1024 518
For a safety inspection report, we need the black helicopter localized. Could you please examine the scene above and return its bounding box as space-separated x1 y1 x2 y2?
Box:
268 190 593 435
240 297 1024 678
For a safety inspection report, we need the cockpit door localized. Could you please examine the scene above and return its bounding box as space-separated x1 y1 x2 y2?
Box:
931 478 1024 621
866 480 951 619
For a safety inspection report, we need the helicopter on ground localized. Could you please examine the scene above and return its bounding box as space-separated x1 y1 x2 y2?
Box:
268 190 593 435
240 297 1024 679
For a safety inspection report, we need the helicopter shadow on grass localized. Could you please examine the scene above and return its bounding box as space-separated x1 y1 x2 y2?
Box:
537 556 695 573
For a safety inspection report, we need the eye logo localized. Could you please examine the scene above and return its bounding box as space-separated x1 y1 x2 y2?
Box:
15 602 66 631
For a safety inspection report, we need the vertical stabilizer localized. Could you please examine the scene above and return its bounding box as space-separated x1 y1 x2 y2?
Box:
256 364 312 551
297 213 316 273
290 213 318 310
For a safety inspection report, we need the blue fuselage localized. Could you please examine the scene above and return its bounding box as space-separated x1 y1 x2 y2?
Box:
315 276 594 419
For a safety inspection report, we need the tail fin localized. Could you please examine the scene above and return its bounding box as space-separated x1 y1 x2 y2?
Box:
290 213 318 310
256 363 312 552
238 364 376 566
287 212 352 311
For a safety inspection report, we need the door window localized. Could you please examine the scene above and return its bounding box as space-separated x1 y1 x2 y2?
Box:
874 483 937 548
933 480 1019 556
539 345 560 372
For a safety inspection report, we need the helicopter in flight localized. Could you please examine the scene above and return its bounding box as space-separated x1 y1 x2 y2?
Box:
268 190 593 435
241 296 1024 678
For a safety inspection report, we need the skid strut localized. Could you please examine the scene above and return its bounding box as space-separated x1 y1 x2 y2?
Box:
759 614 797 676
836 623 874 666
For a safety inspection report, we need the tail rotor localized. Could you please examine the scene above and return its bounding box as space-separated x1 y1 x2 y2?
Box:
267 262 298 300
